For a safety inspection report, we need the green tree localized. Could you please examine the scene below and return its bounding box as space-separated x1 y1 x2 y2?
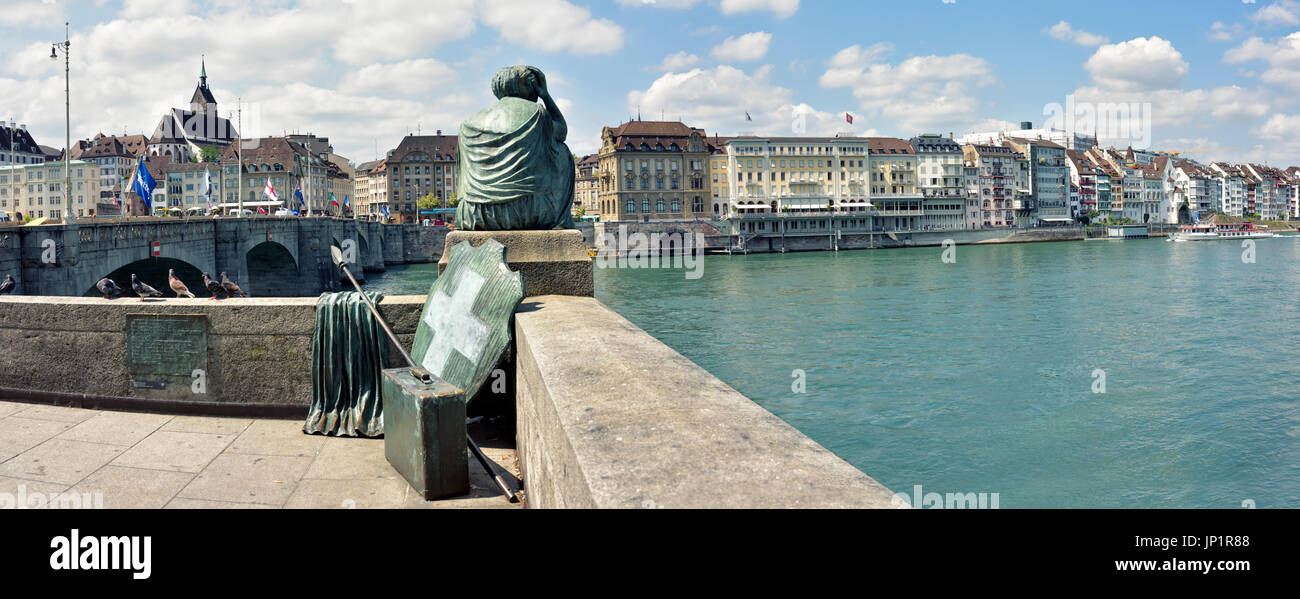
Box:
199 146 220 163
447 191 460 208
417 192 439 211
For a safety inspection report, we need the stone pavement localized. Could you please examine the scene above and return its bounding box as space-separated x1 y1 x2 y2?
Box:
0 401 521 509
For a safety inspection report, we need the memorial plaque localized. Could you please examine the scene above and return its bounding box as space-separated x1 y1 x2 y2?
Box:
125 314 209 398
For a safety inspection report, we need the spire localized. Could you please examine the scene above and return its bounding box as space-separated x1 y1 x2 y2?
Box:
200 54 207 89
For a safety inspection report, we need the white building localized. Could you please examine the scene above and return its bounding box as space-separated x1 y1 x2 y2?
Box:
959 122 1097 153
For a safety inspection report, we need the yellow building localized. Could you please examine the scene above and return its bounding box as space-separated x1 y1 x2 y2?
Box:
595 121 711 222
723 135 871 216
573 154 599 217
0 160 101 220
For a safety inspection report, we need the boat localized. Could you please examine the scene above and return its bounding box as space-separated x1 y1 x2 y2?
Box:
1170 222 1274 242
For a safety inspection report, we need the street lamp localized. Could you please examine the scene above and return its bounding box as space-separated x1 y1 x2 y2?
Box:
50 22 73 224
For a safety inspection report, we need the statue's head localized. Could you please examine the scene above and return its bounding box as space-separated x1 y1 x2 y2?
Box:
492 65 542 102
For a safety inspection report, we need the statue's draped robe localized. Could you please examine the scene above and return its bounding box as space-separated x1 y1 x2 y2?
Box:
455 97 574 230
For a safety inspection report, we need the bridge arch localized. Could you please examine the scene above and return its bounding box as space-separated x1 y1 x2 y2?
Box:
86 257 206 299
245 241 299 296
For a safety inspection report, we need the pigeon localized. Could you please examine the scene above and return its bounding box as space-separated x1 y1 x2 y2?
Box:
96 277 122 299
220 272 247 298
202 272 226 300
168 268 195 298
130 273 163 301
0 274 14 294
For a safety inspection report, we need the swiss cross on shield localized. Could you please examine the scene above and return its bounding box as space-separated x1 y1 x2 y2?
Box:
151 241 161 257
410 239 524 400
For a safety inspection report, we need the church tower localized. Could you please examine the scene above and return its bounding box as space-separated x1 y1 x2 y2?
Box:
190 56 217 114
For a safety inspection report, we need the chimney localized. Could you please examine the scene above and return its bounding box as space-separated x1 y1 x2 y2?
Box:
1020 121 1032 130
436 129 442 136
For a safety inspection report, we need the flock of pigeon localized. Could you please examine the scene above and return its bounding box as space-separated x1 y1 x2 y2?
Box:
100 270 247 301
0 270 247 301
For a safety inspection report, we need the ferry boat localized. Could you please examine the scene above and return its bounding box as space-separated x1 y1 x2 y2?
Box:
1170 222 1274 242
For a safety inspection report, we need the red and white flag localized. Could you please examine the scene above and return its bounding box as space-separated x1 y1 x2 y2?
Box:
263 179 279 202
846 113 854 125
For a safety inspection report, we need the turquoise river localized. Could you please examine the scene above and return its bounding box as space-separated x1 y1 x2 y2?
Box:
366 236 1300 508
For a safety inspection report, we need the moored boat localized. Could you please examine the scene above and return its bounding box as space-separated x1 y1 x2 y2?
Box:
1170 222 1273 241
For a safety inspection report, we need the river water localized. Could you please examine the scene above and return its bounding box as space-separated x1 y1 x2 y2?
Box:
366 236 1300 508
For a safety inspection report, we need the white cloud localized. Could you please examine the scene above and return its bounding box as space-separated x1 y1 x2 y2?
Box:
654 51 701 72
0 0 64 26
1045 21 1109 46
333 0 476 64
1084 36 1188 91
1251 1 1300 26
0 1 484 162
820 44 995 131
710 31 772 62
122 0 193 19
1224 33 1300 88
479 0 623 55
1209 21 1244 42
627 65 870 138
338 59 457 97
1254 113 1300 140
719 0 799 18
615 0 698 7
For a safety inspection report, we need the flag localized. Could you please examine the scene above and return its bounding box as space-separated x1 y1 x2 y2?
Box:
294 185 305 208
343 194 349 209
745 111 752 122
202 169 213 209
381 204 390 220
263 178 279 202
330 192 339 207
846 113 854 125
131 156 157 212
258 204 268 215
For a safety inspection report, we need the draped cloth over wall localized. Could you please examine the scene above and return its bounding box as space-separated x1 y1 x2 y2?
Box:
304 291 389 437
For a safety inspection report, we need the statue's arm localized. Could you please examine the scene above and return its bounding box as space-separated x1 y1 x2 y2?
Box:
530 68 567 142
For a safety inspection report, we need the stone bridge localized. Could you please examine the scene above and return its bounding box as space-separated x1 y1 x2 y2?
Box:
0 217 445 297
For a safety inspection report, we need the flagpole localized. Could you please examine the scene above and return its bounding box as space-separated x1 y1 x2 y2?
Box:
236 98 243 218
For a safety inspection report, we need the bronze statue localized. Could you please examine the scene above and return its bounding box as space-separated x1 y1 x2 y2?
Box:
455 65 574 230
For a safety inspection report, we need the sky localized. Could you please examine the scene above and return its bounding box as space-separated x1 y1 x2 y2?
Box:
2 0 1300 167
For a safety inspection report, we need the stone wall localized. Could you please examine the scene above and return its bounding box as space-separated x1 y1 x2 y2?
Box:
514 294 898 508
0 295 425 408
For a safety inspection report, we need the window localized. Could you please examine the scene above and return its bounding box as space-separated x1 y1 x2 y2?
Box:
626 199 635 213
656 199 665 212
642 198 650 212
671 199 681 212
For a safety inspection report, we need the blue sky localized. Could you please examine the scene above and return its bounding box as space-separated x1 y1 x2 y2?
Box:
2 0 1298 166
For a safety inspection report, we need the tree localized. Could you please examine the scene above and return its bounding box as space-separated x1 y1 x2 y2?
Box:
447 191 460 208
199 146 220 163
417 192 439 211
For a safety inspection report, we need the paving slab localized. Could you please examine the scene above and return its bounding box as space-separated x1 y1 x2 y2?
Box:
0 475 69 508
160 415 253 436
225 419 326 457
13 404 97 424
55 411 173 446
111 431 235 473
65 466 195 509
176 453 313 506
302 437 399 481
0 439 125 485
0 401 28 419
164 497 278 509
285 478 423 509
0 416 75 463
